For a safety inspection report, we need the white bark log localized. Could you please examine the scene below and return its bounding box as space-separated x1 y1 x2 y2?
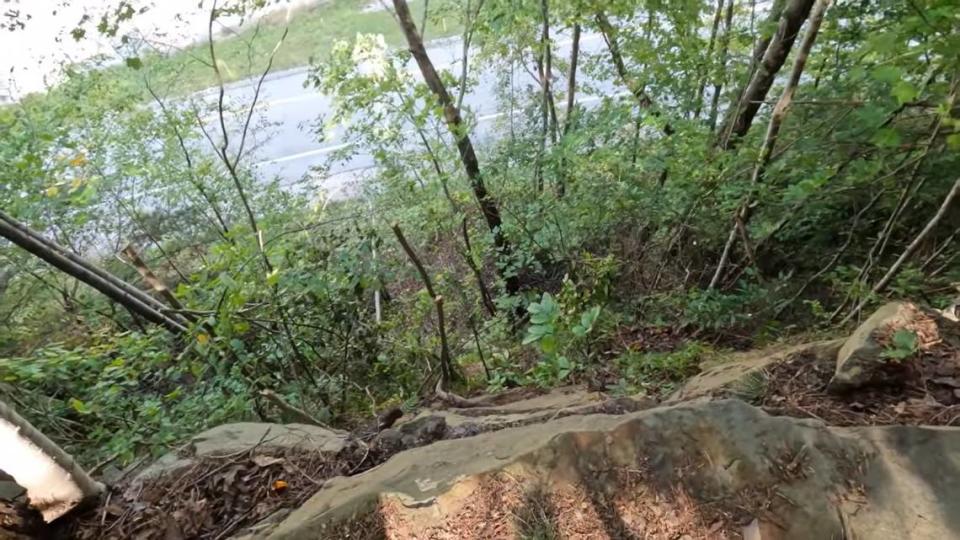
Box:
0 400 103 522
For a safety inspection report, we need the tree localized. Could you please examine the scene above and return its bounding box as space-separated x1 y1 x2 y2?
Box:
392 0 520 296
717 0 816 149
710 0 832 288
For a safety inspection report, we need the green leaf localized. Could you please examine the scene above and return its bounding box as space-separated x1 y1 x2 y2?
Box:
871 66 902 84
871 127 901 148
891 81 917 104
540 333 557 354
892 328 918 351
866 33 899 55
125 57 143 70
580 306 601 329
530 311 552 324
69 398 92 415
881 329 918 361
521 333 539 345
266 268 281 286
947 134 960 151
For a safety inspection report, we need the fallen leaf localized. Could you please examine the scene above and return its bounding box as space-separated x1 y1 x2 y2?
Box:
252 455 284 468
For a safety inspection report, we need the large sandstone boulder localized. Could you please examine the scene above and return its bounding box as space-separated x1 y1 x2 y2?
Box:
256 400 960 540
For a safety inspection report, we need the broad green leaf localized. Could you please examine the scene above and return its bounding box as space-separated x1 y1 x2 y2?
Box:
871 66 902 84
891 81 917 105
540 333 557 354
69 398 91 414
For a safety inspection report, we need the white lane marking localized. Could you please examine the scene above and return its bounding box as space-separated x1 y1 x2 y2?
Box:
256 89 633 166
259 93 325 108
255 141 354 166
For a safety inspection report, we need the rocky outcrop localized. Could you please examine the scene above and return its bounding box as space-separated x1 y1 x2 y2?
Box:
258 399 960 539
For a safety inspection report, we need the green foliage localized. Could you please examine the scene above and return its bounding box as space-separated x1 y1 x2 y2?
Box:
0 332 250 464
616 342 712 392
881 329 919 362
79 0 462 100
523 292 602 386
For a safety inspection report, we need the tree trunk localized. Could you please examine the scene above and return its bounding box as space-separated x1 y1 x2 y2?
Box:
0 400 104 522
694 0 725 119
0 213 187 332
562 23 581 137
535 0 553 192
393 0 520 296
121 244 186 312
392 224 455 387
595 11 653 108
717 0 814 149
707 0 735 132
709 0 830 288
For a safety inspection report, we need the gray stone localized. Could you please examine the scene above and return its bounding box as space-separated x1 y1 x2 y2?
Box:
828 301 919 392
136 423 349 481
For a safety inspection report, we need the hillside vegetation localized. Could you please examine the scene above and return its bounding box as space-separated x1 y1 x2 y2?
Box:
0 0 958 470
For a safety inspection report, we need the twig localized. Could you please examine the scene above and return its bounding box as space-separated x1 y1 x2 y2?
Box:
434 378 485 408
392 223 454 386
843 177 960 324
259 389 333 429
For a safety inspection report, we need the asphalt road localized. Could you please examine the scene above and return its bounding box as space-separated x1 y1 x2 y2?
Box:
196 30 619 198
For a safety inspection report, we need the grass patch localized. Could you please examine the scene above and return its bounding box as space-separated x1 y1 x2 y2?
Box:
99 0 461 99
615 341 715 394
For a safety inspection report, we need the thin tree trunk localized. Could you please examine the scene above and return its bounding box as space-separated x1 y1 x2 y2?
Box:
0 211 187 332
717 0 814 149
535 0 553 191
695 0 725 119
562 23 581 137
121 244 185 312
595 11 653 108
707 0 735 132
392 224 454 387
556 22 581 197
393 0 520 295
461 218 497 317
709 0 830 288
842 177 960 325
0 399 104 522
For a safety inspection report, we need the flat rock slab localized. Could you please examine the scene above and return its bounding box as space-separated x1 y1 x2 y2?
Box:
407 386 650 432
257 399 960 539
136 423 349 481
669 339 843 402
